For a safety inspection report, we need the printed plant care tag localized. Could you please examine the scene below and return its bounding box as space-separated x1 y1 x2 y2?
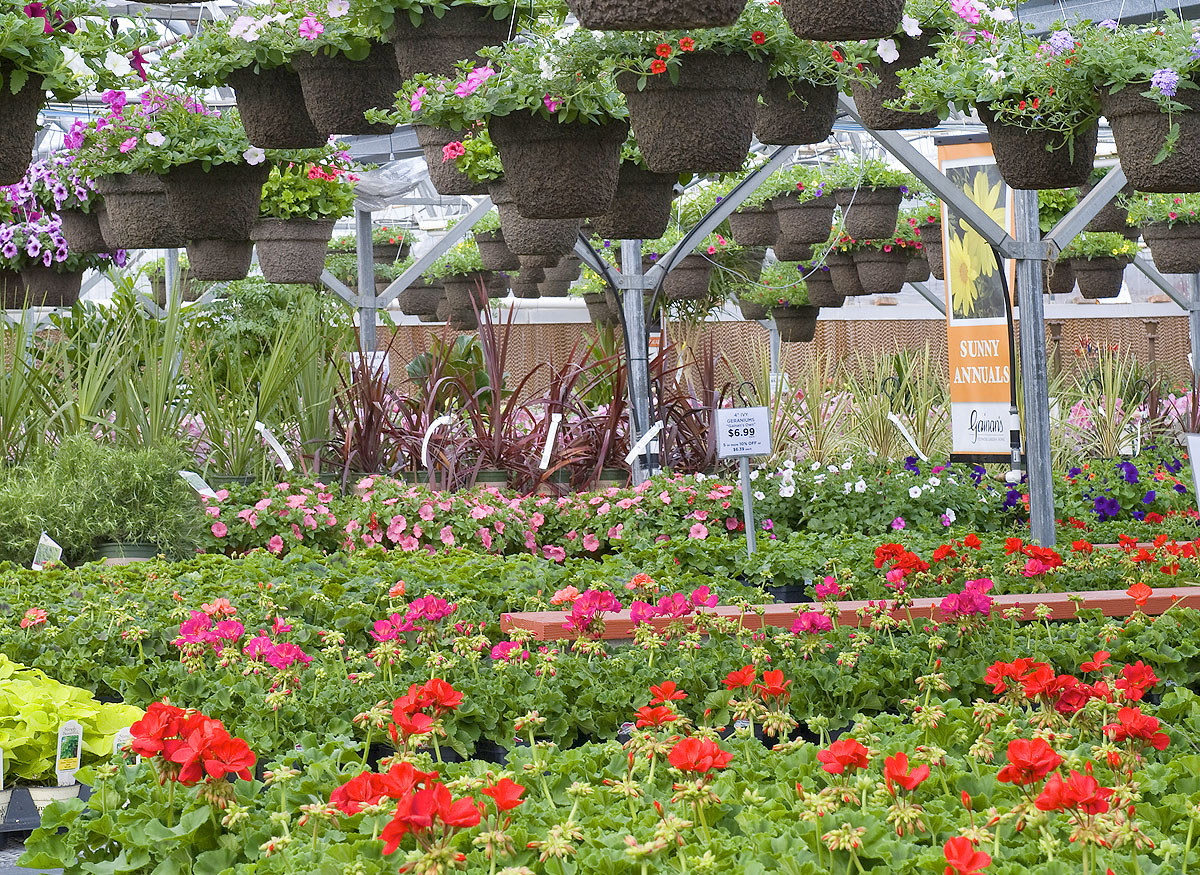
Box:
32 532 63 571
254 422 295 471
55 720 83 786
112 727 138 764
178 470 218 499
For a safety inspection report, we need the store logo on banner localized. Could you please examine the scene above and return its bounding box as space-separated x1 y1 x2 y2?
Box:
936 135 1016 460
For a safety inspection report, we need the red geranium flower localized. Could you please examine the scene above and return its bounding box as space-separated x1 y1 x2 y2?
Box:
649 681 687 704
723 665 756 689
1035 769 1113 815
420 678 463 714
130 701 189 758
331 771 387 815
1079 650 1110 673
944 836 991 874
391 710 434 742
1104 706 1170 751
1126 581 1153 607
817 738 870 775
635 705 679 728
883 752 929 794
668 737 733 774
1116 661 1159 702
996 738 1062 786
754 669 791 702
963 534 982 549
482 777 526 811
650 59 667 74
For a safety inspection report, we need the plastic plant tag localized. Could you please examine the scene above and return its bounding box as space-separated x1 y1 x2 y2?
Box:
112 727 139 765
32 532 63 571
178 470 218 499
254 422 295 471
539 413 562 470
55 720 83 786
422 415 453 468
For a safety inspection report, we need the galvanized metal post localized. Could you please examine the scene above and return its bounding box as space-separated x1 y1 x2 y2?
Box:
356 208 376 352
1189 275 1200 401
1013 189 1055 547
740 456 756 556
768 320 781 377
622 239 651 483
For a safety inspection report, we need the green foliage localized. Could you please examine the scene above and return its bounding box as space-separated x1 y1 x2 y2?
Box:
1124 191 1200 227
1038 188 1079 233
1060 231 1138 260
258 148 358 221
425 238 486 279
738 261 810 308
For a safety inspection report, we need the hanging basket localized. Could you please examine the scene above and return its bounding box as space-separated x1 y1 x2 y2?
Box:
771 304 819 342
398 282 443 316
162 161 269 241
486 272 511 298
825 251 866 296
489 181 581 257
57 208 108 254
292 44 401 136
852 248 909 295
448 308 479 331
538 278 573 298
488 114 625 219
728 204 779 247
0 68 42 186
779 0 903 40
977 105 1098 190
227 65 326 149
805 268 843 307
565 0 746 30
373 240 410 264
519 254 559 270
772 192 836 245
442 273 492 311
1069 255 1130 300
1044 258 1075 294
475 230 521 271
755 78 838 146
772 239 814 262
662 253 713 301
738 299 768 321
1143 222 1200 274
584 292 618 326
923 222 944 279
906 254 931 284
414 125 491 196
545 255 582 283
849 34 940 130
590 164 676 241
186 239 255 281
1077 180 1139 237
617 51 766 174
1102 84 1200 193
18 266 82 308
835 186 903 239
252 218 336 284
390 6 510 80
94 173 187 249
511 279 541 299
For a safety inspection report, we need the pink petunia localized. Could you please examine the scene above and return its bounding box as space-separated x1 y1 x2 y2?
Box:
298 14 323 38
582 533 600 552
267 535 284 554
211 522 228 538
439 525 455 546
688 522 708 540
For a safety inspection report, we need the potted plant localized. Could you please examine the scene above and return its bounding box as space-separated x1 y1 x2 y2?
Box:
383 255 444 317
1127 191 1200 274
1078 166 1138 238
371 224 412 263
25 155 108 255
834 225 914 296
144 256 204 306
610 3 782 174
487 180 582 257
1037 188 1078 292
823 249 866 296
416 126 497 196
566 0 746 31
899 15 1101 189
387 0 514 80
644 228 738 302
590 139 677 241
472 211 520 271
742 261 824 341
426 239 492 319
831 158 917 239
1062 232 1138 300
1081 14 1200 193
574 270 618 326
755 38 842 145
253 146 358 285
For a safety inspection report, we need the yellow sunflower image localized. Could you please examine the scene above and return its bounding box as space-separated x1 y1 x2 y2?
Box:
946 164 1008 320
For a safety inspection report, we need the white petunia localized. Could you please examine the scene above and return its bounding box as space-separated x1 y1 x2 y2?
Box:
811 462 821 471
927 476 941 487
843 481 853 494
989 6 1014 21
754 491 765 501
784 460 795 470
749 470 759 481
827 465 840 473
229 15 257 38
243 146 266 165
145 131 166 146
694 472 706 482
61 48 90 78
944 508 957 522
855 479 868 493
876 38 900 64
908 485 922 499
901 15 922 37
104 51 132 77
779 485 795 498
841 460 852 470
327 0 349 16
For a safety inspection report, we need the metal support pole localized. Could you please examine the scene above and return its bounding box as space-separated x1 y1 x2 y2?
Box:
1189 275 1200 400
355 208 376 352
740 457 756 556
1013 189 1055 547
164 248 179 313
622 239 652 484
906 281 948 315
768 320 781 376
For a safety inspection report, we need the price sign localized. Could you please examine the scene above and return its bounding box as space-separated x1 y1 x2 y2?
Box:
715 407 771 459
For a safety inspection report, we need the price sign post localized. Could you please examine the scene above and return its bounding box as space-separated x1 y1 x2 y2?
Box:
715 406 772 556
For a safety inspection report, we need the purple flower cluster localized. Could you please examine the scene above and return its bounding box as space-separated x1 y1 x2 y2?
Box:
1151 68 1181 98
1093 494 1121 520
1047 29 1075 54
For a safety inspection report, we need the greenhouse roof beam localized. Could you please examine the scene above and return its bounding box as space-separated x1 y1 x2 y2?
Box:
1042 165 1128 258
1133 255 1190 309
906 281 947 315
1014 0 1200 28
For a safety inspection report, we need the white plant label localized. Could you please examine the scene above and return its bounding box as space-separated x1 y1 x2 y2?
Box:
887 412 928 462
539 413 562 471
625 421 665 466
1186 434 1200 509
422 415 453 468
715 408 771 459
178 470 218 499
32 532 63 571
55 720 83 786
255 422 295 471
347 351 391 383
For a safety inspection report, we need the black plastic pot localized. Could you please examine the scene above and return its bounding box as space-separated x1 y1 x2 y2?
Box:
755 78 838 146
853 248 910 295
57 207 108 254
390 6 509 79
728 204 779 247
489 114 625 219
185 239 255 281
94 173 187 250
1102 83 1200 193
227 65 326 148
663 254 713 301
590 163 677 241
835 186 903 240
617 51 767 174
489 181 581 257
779 0 903 40
0 68 42 186
414 125 491 196
253 218 335 284
565 0 746 29
293 44 401 136
849 34 940 130
162 161 269 241
771 304 819 342
772 192 836 245
474 230 521 271
1144 222 1200 274
1069 256 1129 300
18 266 82 308
977 105 1098 190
